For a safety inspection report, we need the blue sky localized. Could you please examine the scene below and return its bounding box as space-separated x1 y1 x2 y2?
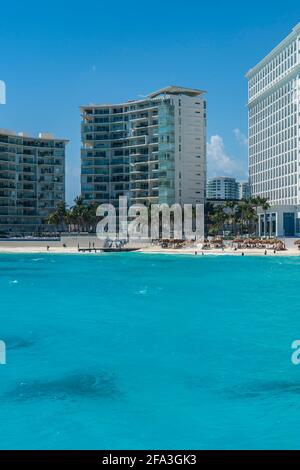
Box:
0 0 299 204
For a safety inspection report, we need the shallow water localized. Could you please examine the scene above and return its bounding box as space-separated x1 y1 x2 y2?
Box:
0 253 300 449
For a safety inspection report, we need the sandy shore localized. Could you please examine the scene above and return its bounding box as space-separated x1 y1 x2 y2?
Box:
139 246 300 256
0 244 299 256
0 245 80 254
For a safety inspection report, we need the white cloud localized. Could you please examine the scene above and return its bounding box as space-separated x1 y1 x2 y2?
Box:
233 128 248 146
0 80 6 104
207 134 247 179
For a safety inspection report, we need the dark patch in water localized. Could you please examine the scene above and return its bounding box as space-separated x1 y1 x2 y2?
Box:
6 337 35 350
226 380 300 400
6 372 118 402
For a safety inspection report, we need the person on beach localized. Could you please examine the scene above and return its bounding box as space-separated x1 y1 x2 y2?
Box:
47 246 49 252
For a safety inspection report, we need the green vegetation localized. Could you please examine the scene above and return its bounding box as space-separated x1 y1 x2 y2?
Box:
46 197 99 233
47 196 270 237
206 197 270 237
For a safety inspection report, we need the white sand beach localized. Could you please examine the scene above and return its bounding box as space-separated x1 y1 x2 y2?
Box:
0 245 79 254
0 240 299 256
139 245 300 256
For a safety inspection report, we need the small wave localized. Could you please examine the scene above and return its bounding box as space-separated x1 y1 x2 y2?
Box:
9 280 19 285
136 287 148 295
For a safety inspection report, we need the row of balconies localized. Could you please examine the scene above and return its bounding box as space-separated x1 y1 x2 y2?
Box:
83 105 158 117
0 137 65 149
0 175 16 181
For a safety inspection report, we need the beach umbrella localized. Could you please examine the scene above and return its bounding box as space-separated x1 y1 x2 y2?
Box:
294 240 300 245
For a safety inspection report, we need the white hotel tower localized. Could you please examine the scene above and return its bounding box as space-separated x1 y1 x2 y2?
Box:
246 23 300 237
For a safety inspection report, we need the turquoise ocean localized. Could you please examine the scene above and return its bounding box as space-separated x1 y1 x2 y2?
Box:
0 253 300 449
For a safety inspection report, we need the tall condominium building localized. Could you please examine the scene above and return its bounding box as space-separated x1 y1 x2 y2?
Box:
0 129 67 234
81 86 206 208
206 177 239 200
246 24 300 236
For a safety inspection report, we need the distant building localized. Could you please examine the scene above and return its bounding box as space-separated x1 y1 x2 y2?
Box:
81 85 206 208
0 129 67 234
206 177 239 201
238 181 251 200
246 23 300 236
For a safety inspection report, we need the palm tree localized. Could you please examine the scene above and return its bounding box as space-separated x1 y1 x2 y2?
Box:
86 201 99 233
240 201 256 235
204 202 216 236
249 196 270 236
71 196 87 232
46 211 60 230
261 199 271 237
46 197 102 233
249 196 270 235
64 206 76 232
209 205 227 236
46 201 68 232
224 201 238 235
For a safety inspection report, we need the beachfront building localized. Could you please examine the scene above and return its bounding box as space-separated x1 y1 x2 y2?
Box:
81 86 206 208
238 181 251 200
206 177 239 201
0 129 67 234
246 23 300 236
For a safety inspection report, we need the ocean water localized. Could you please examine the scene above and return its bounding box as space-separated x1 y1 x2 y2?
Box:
0 252 300 449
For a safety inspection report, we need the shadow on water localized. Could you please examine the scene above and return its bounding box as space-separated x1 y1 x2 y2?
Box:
6 336 35 350
226 380 300 400
189 375 300 400
4 371 119 402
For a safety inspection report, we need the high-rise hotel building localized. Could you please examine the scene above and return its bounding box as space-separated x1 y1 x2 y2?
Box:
81 86 206 208
0 129 67 234
246 23 300 236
